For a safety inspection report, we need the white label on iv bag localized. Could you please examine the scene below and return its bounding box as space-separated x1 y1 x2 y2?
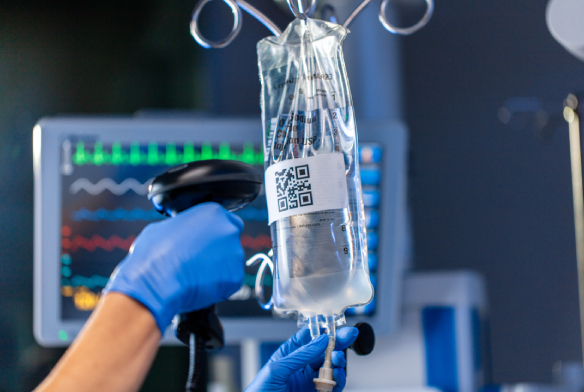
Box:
264 153 349 224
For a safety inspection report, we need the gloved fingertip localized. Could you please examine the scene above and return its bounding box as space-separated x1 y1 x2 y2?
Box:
335 327 359 350
276 333 329 377
331 350 346 368
333 368 347 390
293 328 313 346
227 211 244 231
302 334 329 354
311 334 329 345
344 327 359 339
298 327 313 339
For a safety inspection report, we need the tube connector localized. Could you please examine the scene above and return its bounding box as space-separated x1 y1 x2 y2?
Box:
313 334 336 392
309 316 321 339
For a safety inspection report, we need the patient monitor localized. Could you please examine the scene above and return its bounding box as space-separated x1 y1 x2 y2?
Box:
33 115 409 346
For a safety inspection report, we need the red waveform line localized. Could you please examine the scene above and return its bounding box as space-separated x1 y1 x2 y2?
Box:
62 235 136 252
241 234 272 250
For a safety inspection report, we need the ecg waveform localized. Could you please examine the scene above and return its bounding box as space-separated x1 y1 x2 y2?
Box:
235 207 268 222
241 234 272 250
62 235 136 252
72 141 263 166
64 274 110 289
69 178 150 196
71 207 164 222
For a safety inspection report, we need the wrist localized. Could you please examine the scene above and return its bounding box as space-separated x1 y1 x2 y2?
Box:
103 266 177 335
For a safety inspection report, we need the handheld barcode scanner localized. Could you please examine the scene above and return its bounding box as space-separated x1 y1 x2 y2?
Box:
148 159 263 392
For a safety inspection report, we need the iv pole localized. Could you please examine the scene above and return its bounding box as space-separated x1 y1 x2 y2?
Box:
563 93 584 361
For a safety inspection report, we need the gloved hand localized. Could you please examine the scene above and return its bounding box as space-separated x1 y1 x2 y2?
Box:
104 202 245 334
246 327 359 392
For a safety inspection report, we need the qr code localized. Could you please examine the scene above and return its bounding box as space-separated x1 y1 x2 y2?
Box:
274 164 313 212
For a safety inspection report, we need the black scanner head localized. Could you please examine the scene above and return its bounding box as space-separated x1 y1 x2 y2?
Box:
148 159 263 217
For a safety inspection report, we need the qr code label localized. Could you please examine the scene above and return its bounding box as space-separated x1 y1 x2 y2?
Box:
275 165 313 212
264 154 349 224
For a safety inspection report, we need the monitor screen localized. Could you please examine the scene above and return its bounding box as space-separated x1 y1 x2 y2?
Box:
58 139 380 320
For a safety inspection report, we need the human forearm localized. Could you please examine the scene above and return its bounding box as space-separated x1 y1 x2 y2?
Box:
35 293 160 392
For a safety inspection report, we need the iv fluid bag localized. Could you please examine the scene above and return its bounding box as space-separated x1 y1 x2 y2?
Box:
257 18 373 327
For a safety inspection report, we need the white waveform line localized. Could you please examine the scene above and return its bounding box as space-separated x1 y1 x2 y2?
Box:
69 178 151 196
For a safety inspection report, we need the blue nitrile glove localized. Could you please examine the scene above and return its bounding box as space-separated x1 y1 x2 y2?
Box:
246 327 359 392
103 202 245 334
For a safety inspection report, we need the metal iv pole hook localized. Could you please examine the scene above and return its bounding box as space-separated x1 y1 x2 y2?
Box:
344 0 434 35
190 0 283 49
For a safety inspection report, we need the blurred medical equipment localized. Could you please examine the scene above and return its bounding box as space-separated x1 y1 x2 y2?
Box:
345 271 488 392
190 0 434 49
494 362 584 392
547 1 584 371
32 115 408 347
547 0 584 62
562 93 584 364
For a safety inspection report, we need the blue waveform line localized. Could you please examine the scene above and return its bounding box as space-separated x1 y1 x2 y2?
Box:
71 207 164 222
63 274 110 289
234 206 268 221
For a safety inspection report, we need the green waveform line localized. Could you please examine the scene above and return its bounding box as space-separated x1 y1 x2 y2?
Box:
73 141 264 166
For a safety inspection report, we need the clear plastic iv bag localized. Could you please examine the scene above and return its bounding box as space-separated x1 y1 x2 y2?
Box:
257 18 373 329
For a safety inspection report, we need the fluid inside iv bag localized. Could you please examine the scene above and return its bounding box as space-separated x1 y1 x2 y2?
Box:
257 18 373 327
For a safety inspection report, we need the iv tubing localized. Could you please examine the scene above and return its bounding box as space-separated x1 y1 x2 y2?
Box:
313 336 336 392
313 315 337 392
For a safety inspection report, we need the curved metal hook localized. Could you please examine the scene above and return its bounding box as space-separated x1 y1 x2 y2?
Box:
191 0 242 49
344 0 434 36
379 0 433 36
245 250 274 310
190 0 282 49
